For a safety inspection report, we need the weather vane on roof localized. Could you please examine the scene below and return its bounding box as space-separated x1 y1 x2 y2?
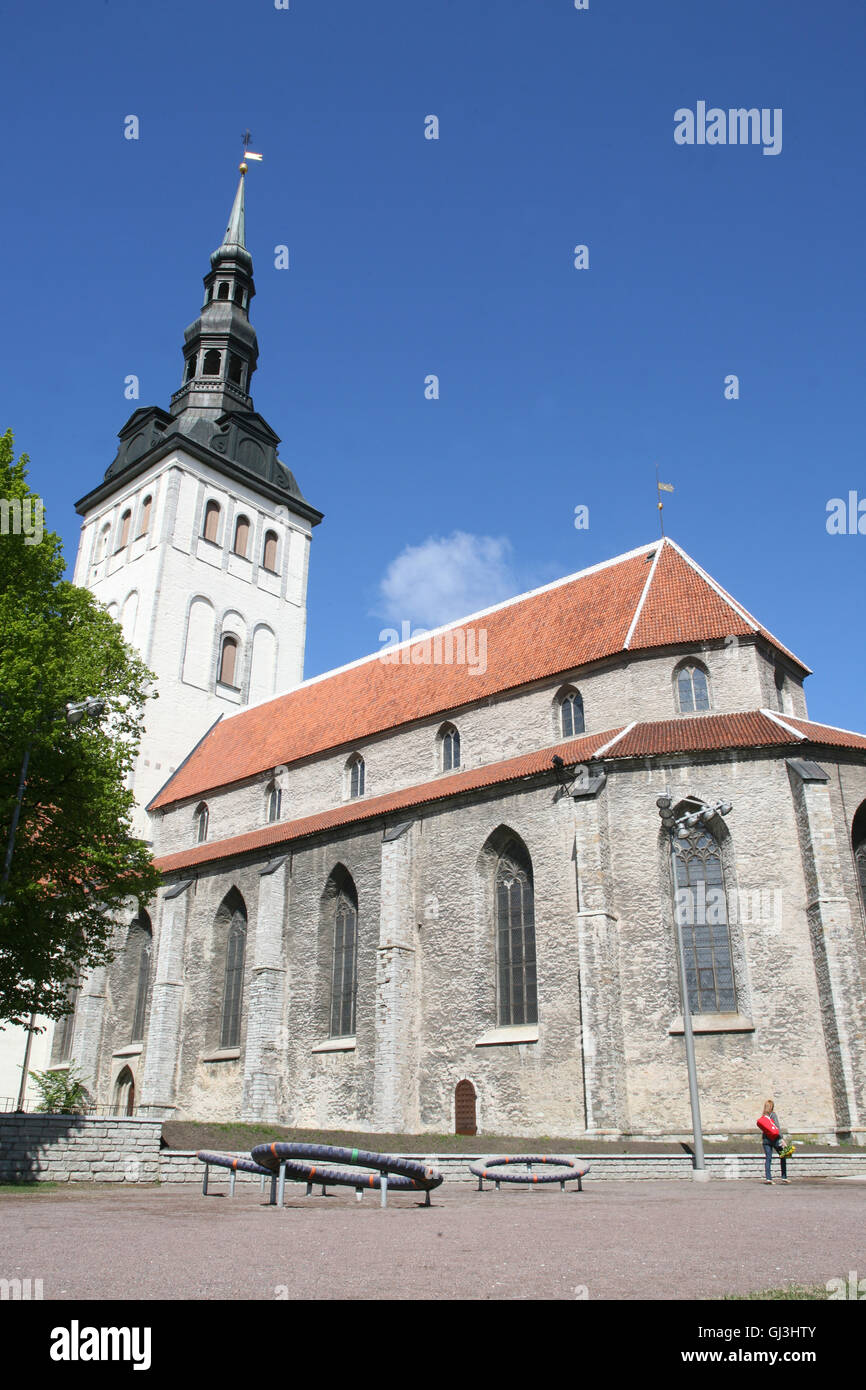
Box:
656 465 674 538
239 129 264 174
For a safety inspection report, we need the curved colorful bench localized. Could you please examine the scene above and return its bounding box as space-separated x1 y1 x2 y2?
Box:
196 1150 273 1197
470 1155 590 1192
251 1142 444 1207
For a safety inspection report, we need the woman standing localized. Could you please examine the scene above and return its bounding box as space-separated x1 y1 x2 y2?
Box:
761 1098 790 1184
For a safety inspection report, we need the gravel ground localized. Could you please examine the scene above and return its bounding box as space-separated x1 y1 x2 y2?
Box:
2 1177 864 1301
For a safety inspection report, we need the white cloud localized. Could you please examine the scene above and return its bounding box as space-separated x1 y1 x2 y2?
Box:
375 531 517 628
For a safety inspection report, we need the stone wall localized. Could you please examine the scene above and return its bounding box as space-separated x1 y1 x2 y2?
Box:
0 1115 162 1183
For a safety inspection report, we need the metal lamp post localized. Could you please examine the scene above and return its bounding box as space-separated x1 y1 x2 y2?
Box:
657 793 732 1179
2 698 107 1110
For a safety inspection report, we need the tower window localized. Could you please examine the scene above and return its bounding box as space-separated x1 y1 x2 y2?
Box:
217 281 230 301
227 353 244 386
115 510 132 551
136 496 152 537
202 349 221 376
219 635 239 687
202 500 221 543
233 515 250 558
185 355 196 382
234 284 245 306
95 523 111 563
262 531 278 572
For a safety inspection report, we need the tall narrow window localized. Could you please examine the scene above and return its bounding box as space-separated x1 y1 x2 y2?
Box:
560 688 585 738
852 802 866 920
218 892 247 1050
227 353 244 385
130 913 152 1043
671 818 736 1014
233 515 250 557
440 724 461 772
676 662 710 713
116 509 132 551
218 635 239 686
136 495 152 537
262 531 278 572
52 980 79 1063
217 281 230 301
195 802 209 843
95 523 110 563
496 841 537 1027
202 500 221 543
330 888 358 1038
185 354 196 381
202 348 221 375
266 782 282 823
347 754 365 799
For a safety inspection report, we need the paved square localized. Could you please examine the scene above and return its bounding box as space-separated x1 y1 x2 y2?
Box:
2 1178 865 1300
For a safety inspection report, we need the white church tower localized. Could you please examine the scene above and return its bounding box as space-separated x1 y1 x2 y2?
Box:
72 166 322 833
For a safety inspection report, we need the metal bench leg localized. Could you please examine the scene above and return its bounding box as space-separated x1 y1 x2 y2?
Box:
277 1160 287 1208
201 1164 209 1196
380 1173 388 1208
229 1169 236 1198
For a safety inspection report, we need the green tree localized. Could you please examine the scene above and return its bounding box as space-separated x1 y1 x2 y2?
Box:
0 429 161 1027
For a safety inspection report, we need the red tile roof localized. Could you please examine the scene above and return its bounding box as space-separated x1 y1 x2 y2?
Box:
149 538 809 811
154 710 866 874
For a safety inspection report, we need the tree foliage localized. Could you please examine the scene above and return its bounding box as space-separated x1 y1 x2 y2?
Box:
0 428 161 1026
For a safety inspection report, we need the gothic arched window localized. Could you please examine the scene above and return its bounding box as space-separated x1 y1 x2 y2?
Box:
52 978 80 1063
233 515 250 557
217 891 247 1050
675 661 711 714
852 802 866 921
195 802 209 844
346 754 365 799
129 912 152 1043
202 500 221 543
559 687 585 738
330 881 358 1039
262 531 278 572
116 509 132 551
136 496 152 537
95 523 111 563
218 635 239 686
439 723 461 772
266 781 282 823
671 818 736 1014
495 840 538 1027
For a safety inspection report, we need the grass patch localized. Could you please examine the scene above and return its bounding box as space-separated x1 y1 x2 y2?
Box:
0 1181 60 1193
724 1285 831 1301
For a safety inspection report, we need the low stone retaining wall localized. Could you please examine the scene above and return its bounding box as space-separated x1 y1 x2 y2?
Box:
0 1114 162 1183
163 1149 866 1185
3 1116 866 1186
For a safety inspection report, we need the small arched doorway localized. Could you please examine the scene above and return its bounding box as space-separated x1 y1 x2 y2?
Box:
114 1067 135 1117
455 1079 477 1136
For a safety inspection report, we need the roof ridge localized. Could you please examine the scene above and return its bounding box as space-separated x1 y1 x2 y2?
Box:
781 713 866 741
759 708 808 740
624 541 664 648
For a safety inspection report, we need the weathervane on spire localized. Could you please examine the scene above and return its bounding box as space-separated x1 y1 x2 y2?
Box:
656 465 674 538
239 129 264 174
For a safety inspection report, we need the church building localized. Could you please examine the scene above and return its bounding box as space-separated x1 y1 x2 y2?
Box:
60 174 866 1143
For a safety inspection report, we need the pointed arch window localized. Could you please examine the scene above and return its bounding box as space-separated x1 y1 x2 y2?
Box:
136 495 152 537
347 754 365 799
262 531 279 572
130 912 152 1043
52 978 80 1063
217 892 247 1050
852 803 866 921
559 688 585 738
671 818 736 1014
116 509 132 551
114 1066 136 1117
202 500 221 543
202 349 221 376
496 841 538 1027
438 723 461 772
218 635 239 687
676 662 710 714
266 781 282 823
195 802 209 844
233 515 250 557
95 523 111 563
330 883 358 1039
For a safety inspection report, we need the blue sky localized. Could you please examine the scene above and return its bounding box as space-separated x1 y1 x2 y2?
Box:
2 0 864 728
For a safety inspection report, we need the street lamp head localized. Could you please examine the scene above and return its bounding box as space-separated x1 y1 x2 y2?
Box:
65 697 106 728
